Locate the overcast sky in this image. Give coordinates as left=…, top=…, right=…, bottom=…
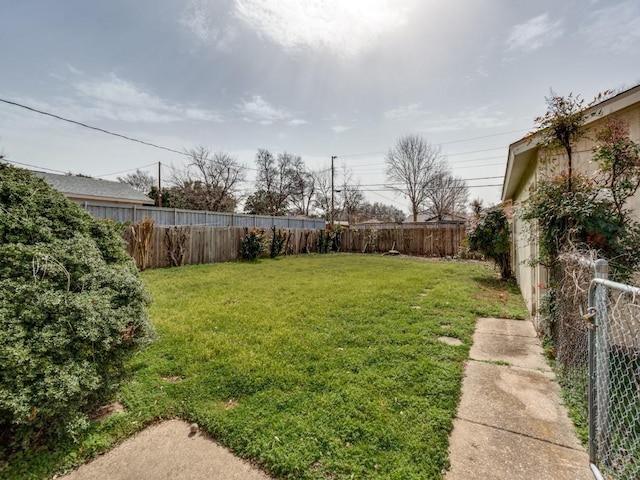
left=1, top=0, right=639, bottom=212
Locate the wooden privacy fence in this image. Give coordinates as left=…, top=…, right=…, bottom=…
left=340, top=225, right=465, bottom=257
left=122, top=224, right=466, bottom=269
left=123, top=225, right=322, bottom=269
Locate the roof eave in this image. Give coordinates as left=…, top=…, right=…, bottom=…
left=502, top=136, right=540, bottom=202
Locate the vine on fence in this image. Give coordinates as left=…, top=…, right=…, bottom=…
left=365, top=228, right=379, bottom=253
left=164, top=226, right=189, bottom=267
left=127, top=217, right=155, bottom=270
left=317, top=229, right=331, bottom=253
left=270, top=226, right=288, bottom=258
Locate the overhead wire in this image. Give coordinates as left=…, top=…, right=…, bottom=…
left=2, top=158, right=69, bottom=175
left=94, top=162, right=159, bottom=178
left=0, top=98, right=190, bottom=157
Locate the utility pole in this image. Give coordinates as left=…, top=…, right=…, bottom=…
left=157, top=161, right=162, bottom=208
left=330, top=155, right=337, bottom=229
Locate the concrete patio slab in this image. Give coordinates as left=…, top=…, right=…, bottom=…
left=59, top=420, right=272, bottom=480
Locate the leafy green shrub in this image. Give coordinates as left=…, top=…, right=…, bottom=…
left=240, top=227, right=266, bottom=260
left=467, top=207, right=512, bottom=280
left=0, top=165, right=155, bottom=449
left=521, top=172, right=640, bottom=281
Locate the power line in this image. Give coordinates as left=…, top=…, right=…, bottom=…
left=336, top=138, right=513, bottom=160
left=347, top=156, right=506, bottom=173
left=454, top=162, right=505, bottom=170
left=359, top=187, right=404, bottom=206
left=94, top=162, right=159, bottom=178
left=356, top=184, right=502, bottom=192
left=0, top=98, right=190, bottom=157
left=2, top=159, right=68, bottom=175
left=439, top=128, right=530, bottom=145
left=448, top=146, right=505, bottom=157
left=356, top=176, right=503, bottom=188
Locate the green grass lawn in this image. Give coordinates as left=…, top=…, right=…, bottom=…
left=3, top=254, right=527, bottom=480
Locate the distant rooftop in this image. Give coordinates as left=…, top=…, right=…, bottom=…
left=34, top=171, right=153, bottom=205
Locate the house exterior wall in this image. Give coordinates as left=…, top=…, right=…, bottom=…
left=506, top=92, right=640, bottom=315
left=509, top=150, right=547, bottom=315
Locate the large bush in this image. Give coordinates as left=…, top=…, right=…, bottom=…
left=467, top=207, right=512, bottom=280
left=0, top=165, right=155, bottom=447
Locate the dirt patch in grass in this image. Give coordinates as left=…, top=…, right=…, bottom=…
left=89, top=403, right=126, bottom=423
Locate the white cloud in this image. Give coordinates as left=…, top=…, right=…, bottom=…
left=237, top=94, right=294, bottom=124
left=420, top=106, right=511, bottom=133
left=233, top=0, right=414, bottom=57
left=331, top=125, right=353, bottom=134
left=71, top=74, right=222, bottom=123
left=505, top=13, right=563, bottom=53
left=288, top=118, right=308, bottom=126
left=580, top=1, right=640, bottom=53
left=181, top=0, right=237, bottom=53
left=65, top=64, right=84, bottom=75
left=384, top=103, right=429, bottom=121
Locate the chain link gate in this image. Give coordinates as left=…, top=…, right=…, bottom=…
left=587, top=259, right=640, bottom=479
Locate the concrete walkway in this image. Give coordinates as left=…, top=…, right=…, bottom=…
left=446, top=317, right=593, bottom=480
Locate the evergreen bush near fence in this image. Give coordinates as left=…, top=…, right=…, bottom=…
left=0, top=165, right=155, bottom=450
left=240, top=227, right=266, bottom=260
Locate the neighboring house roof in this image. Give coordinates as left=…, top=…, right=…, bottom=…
left=34, top=171, right=153, bottom=205
left=502, top=84, right=640, bottom=202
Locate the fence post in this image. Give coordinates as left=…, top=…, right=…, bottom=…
left=593, top=259, right=610, bottom=469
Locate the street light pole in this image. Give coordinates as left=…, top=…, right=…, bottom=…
left=330, top=155, right=337, bottom=229
left=157, top=161, right=162, bottom=208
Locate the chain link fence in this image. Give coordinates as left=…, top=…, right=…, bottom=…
left=548, top=252, right=640, bottom=479
left=588, top=261, right=640, bottom=480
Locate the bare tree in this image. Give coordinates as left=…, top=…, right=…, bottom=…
left=311, top=167, right=332, bottom=220
left=251, top=149, right=302, bottom=215
left=359, top=202, right=405, bottom=223
left=118, top=169, right=155, bottom=193
left=170, top=145, right=246, bottom=212
left=290, top=168, right=316, bottom=217
left=385, top=134, right=445, bottom=221
left=423, top=170, right=469, bottom=221
left=337, top=165, right=364, bottom=225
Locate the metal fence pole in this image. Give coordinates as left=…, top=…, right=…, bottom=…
left=587, top=284, right=597, bottom=466
left=588, top=259, right=607, bottom=466
left=594, top=259, right=611, bottom=469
